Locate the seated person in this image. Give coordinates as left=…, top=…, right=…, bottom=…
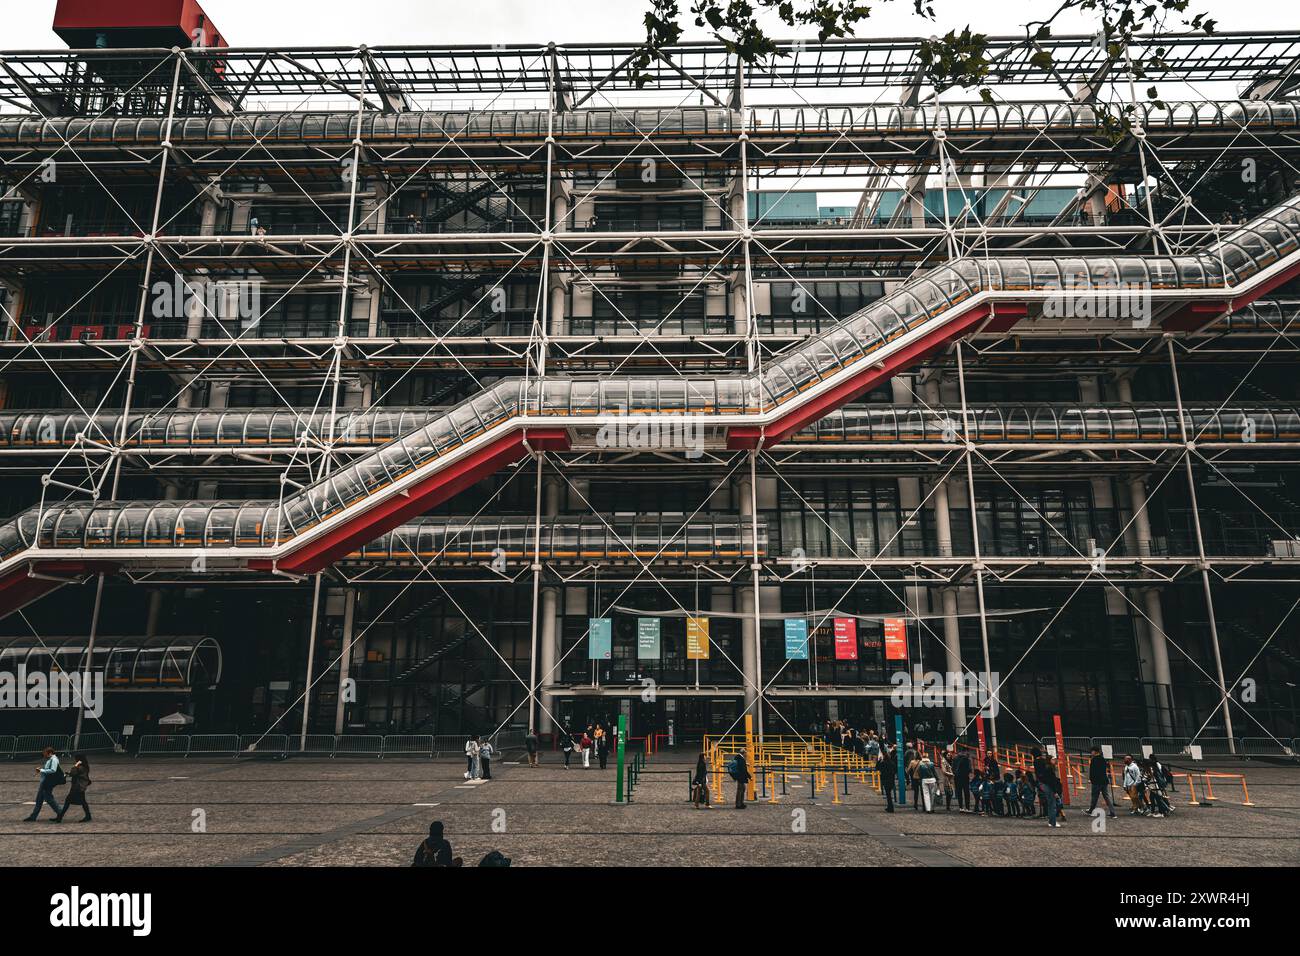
left=413, top=821, right=463, bottom=867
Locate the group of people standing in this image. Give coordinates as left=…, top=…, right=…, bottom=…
left=556, top=722, right=613, bottom=769
left=462, top=736, right=495, bottom=780
left=849, top=732, right=1175, bottom=829
left=22, top=748, right=92, bottom=823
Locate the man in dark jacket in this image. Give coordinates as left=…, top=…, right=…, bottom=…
left=953, top=749, right=972, bottom=811
left=1086, top=745, right=1117, bottom=817
left=733, top=753, right=751, bottom=809
left=879, top=743, right=898, bottom=812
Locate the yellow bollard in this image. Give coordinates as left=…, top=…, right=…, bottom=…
left=768, top=771, right=778, bottom=804
left=831, top=772, right=841, bottom=804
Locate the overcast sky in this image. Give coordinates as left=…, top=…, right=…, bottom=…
left=3, top=0, right=1277, bottom=50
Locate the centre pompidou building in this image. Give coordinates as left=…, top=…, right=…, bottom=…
left=2, top=1, right=1299, bottom=756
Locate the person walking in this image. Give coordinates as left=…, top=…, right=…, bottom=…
left=1142, top=759, right=1171, bottom=817
left=879, top=742, right=898, bottom=813
left=731, top=752, right=751, bottom=809
left=1032, top=747, right=1060, bottom=827
left=691, top=753, right=711, bottom=808
left=580, top=730, right=593, bottom=768
left=524, top=728, right=539, bottom=768
left=478, top=738, right=494, bottom=780
left=464, top=736, right=480, bottom=779
left=1121, top=754, right=1145, bottom=815
left=953, top=748, right=972, bottom=811
left=23, top=747, right=64, bottom=822
left=55, top=754, right=92, bottom=823
left=1086, top=745, right=1117, bottom=818
left=596, top=728, right=609, bottom=770
left=560, top=730, right=574, bottom=768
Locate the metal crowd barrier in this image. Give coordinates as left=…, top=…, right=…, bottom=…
left=0, top=735, right=13, bottom=759
left=291, top=734, right=337, bottom=756
left=73, top=732, right=123, bottom=753
left=239, top=734, right=289, bottom=757
left=138, top=735, right=191, bottom=756
left=381, top=734, right=434, bottom=757
left=14, top=733, right=71, bottom=756
left=188, top=734, right=241, bottom=756
left=1040, top=735, right=1296, bottom=759
left=333, top=734, right=384, bottom=757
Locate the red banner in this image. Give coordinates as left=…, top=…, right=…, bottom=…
left=833, top=618, right=858, bottom=660
left=1053, top=714, right=1070, bottom=806
left=975, top=715, right=987, bottom=768
left=883, top=618, right=907, bottom=661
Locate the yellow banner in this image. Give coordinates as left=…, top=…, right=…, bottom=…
left=686, top=616, right=710, bottom=659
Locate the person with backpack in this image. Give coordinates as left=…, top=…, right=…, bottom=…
left=478, top=738, right=494, bottom=780
left=55, top=754, right=92, bottom=823
left=917, top=754, right=939, bottom=812
left=23, top=747, right=64, bottom=822
left=1142, top=759, right=1171, bottom=817
left=1086, top=745, right=1117, bottom=818
left=413, top=821, right=463, bottom=867
left=730, top=752, right=751, bottom=809
left=524, top=728, right=539, bottom=768
left=560, top=729, right=575, bottom=769
left=879, top=742, right=898, bottom=812
left=691, top=752, right=711, bottom=808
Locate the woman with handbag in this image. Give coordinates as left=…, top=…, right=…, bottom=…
left=691, top=753, right=711, bottom=808
left=55, top=754, right=92, bottom=823
left=580, top=730, right=593, bottom=768
left=23, top=747, right=64, bottom=822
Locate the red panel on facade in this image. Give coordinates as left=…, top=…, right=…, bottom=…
left=249, top=428, right=572, bottom=576
left=54, top=0, right=227, bottom=48
left=0, top=561, right=117, bottom=620
left=727, top=302, right=999, bottom=450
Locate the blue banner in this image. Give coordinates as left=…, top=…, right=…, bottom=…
left=783, top=618, right=809, bottom=660
left=589, top=617, right=612, bottom=660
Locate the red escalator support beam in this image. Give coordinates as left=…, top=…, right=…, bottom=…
left=250, top=427, right=570, bottom=576
left=727, top=302, right=1012, bottom=450
left=1162, top=260, right=1300, bottom=332
left=0, top=560, right=119, bottom=619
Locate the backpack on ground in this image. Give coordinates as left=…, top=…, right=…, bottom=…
left=479, top=850, right=511, bottom=867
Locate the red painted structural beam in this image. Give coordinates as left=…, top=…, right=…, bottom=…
left=727, top=302, right=1000, bottom=450
left=1162, top=260, right=1300, bottom=332
left=0, top=561, right=119, bottom=620
left=250, top=427, right=570, bottom=576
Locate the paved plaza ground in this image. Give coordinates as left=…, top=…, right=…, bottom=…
left=2, top=749, right=1297, bottom=867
